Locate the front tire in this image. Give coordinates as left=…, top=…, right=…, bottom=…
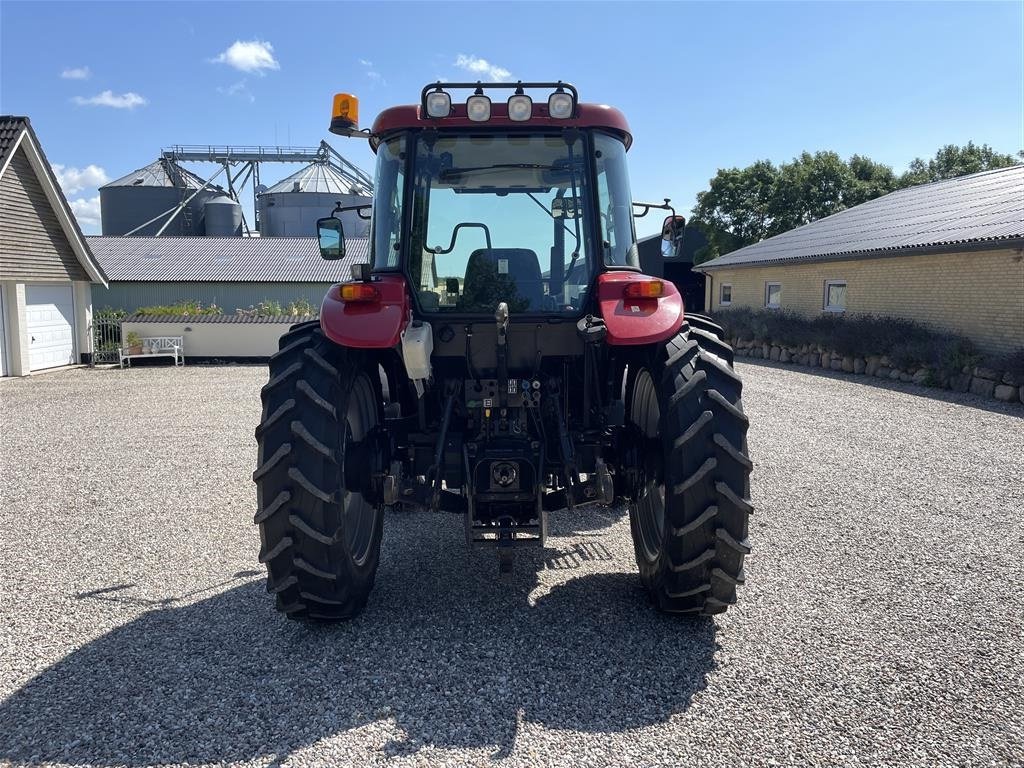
left=253, top=322, right=384, bottom=621
left=626, top=318, right=753, bottom=615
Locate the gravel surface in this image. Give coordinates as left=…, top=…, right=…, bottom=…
left=0, top=361, right=1021, bottom=768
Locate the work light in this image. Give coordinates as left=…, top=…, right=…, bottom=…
left=425, top=89, right=452, bottom=118
left=507, top=94, right=533, bottom=121
left=466, top=94, right=492, bottom=122
left=548, top=89, right=574, bottom=119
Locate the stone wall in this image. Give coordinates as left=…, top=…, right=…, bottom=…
left=732, top=338, right=1023, bottom=405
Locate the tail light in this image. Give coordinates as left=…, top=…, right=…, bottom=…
left=623, top=280, right=664, bottom=299
left=340, top=283, right=381, bottom=302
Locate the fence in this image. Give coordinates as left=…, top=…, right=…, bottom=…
left=92, top=316, right=123, bottom=364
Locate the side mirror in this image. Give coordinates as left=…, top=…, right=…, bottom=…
left=317, top=217, right=345, bottom=260
left=661, top=215, right=686, bottom=259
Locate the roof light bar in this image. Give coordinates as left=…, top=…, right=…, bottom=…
left=466, top=92, right=492, bottom=122
left=425, top=88, right=452, bottom=118
left=419, top=81, right=579, bottom=121
left=547, top=89, right=574, bottom=119
left=507, top=94, right=533, bottom=121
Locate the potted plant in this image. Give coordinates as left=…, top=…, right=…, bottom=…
left=124, top=331, right=143, bottom=356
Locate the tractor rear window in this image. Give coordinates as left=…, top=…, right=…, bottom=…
left=408, top=134, right=596, bottom=315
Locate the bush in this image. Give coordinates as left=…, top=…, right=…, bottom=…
left=989, top=348, right=1024, bottom=378
left=134, top=301, right=222, bottom=316
left=712, top=308, right=985, bottom=376
left=95, top=306, right=127, bottom=320
left=235, top=298, right=318, bottom=318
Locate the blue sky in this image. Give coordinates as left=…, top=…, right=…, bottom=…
left=2, top=1, right=1021, bottom=237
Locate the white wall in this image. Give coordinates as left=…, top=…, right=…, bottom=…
left=121, top=319, right=300, bottom=358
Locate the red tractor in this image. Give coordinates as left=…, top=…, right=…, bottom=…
left=253, top=82, right=752, bottom=620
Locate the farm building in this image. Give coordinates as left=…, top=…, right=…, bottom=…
left=1, top=116, right=108, bottom=376
left=88, top=235, right=369, bottom=314
left=637, top=228, right=708, bottom=313
left=697, top=165, right=1024, bottom=354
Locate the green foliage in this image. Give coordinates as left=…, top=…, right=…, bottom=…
left=898, top=142, right=1021, bottom=187
left=235, top=298, right=318, bottom=317
left=134, top=301, right=222, bottom=316
left=690, top=142, right=1020, bottom=262
left=712, top=308, right=986, bottom=376
left=124, top=331, right=142, bottom=347
left=95, top=306, right=128, bottom=320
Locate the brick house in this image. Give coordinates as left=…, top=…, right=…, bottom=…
left=696, top=166, right=1023, bottom=354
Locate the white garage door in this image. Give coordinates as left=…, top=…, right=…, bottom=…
left=26, top=284, right=75, bottom=371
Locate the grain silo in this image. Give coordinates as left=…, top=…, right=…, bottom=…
left=203, top=195, right=243, bottom=236
left=257, top=163, right=372, bottom=238
left=99, top=159, right=223, bottom=236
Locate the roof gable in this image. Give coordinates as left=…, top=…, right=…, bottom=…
left=0, top=116, right=108, bottom=285
left=699, top=164, right=1024, bottom=270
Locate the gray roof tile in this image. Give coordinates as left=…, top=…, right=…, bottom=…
left=124, top=313, right=313, bottom=323
left=699, top=165, right=1024, bottom=269
left=87, top=236, right=370, bottom=282
left=0, top=116, right=28, bottom=166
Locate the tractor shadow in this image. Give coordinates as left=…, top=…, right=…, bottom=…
left=0, top=514, right=717, bottom=765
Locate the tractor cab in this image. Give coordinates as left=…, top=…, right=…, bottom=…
left=318, top=83, right=643, bottom=322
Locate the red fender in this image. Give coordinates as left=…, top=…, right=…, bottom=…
left=320, top=274, right=410, bottom=348
left=596, top=272, right=685, bottom=346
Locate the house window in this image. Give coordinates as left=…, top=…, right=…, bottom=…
left=824, top=280, right=847, bottom=312
left=720, top=284, right=732, bottom=306
left=765, top=282, right=782, bottom=309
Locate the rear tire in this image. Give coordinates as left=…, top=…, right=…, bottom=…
left=253, top=321, right=384, bottom=621
left=626, top=318, right=752, bottom=615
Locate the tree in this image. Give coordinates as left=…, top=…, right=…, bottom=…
left=691, top=160, right=779, bottom=261
left=690, top=153, right=897, bottom=260
left=688, top=141, right=1020, bottom=262
left=899, top=142, right=1021, bottom=187
left=772, top=151, right=859, bottom=233
left=847, top=154, right=898, bottom=207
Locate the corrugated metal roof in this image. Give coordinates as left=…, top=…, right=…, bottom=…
left=102, top=158, right=216, bottom=190
left=699, top=165, right=1024, bottom=270
left=262, top=163, right=362, bottom=194
left=124, top=313, right=313, bottom=323
left=88, top=236, right=370, bottom=282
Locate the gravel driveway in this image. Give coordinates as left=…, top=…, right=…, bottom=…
left=0, top=361, right=1021, bottom=767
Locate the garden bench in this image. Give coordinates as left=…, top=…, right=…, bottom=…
left=119, top=336, right=185, bottom=368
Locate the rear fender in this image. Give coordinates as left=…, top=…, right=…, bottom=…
left=320, top=274, right=411, bottom=349
left=596, top=272, right=685, bottom=346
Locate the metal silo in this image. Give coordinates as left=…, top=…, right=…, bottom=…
left=99, top=159, right=223, bottom=236
left=257, top=163, right=372, bottom=238
left=203, top=195, right=243, bottom=236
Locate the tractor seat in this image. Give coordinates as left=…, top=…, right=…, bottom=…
left=461, top=248, right=544, bottom=311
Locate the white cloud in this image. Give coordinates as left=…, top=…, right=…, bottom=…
left=211, top=40, right=280, bottom=74
left=51, top=163, right=109, bottom=195
left=454, top=54, right=511, bottom=81
left=69, top=196, right=102, bottom=232
left=217, top=80, right=255, bottom=103
left=72, top=90, right=147, bottom=109
left=61, top=66, right=91, bottom=80
left=358, top=58, right=385, bottom=86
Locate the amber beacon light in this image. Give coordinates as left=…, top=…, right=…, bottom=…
left=330, top=93, right=360, bottom=136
